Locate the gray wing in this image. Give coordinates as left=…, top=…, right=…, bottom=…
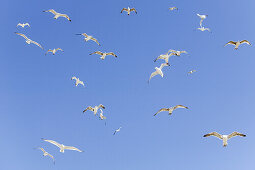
left=42, top=139, right=62, bottom=148
left=203, top=132, right=223, bottom=139
left=240, top=40, right=251, bottom=45
left=154, top=108, right=169, bottom=116
left=224, top=41, right=236, bottom=47
left=64, top=146, right=83, bottom=152
left=228, top=132, right=246, bottom=139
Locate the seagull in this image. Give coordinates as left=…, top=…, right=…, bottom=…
left=197, top=14, right=208, bottom=26
left=121, top=7, right=137, bottom=15
left=169, top=50, right=188, bottom=56
left=90, top=51, right=117, bottom=60
left=43, top=9, right=71, bottom=21
left=113, top=127, right=122, bottom=135
left=154, top=50, right=174, bottom=64
left=224, top=40, right=251, bottom=50
left=38, top=148, right=55, bottom=164
left=99, top=109, right=106, bottom=120
left=46, top=48, right=63, bottom=55
left=148, top=63, right=170, bottom=83
left=169, top=7, right=178, bottom=11
left=42, top=139, right=83, bottom=152
left=17, top=23, right=30, bottom=28
left=76, top=33, right=100, bottom=46
left=71, top=76, right=84, bottom=87
left=83, top=104, right=105, bottom=115
left=203, top=132, right=246, bottom=147
left=154, top=105, right=188, bottom=116
left=197, top=26, right=211, bottom=32
left=188, top=70, right=196, bottom=74
left=15, top=32, right=43, bottom=49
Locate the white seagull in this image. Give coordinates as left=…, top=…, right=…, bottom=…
left=188, top=70, right=196, bottom=74
left=154, top=105, right=188, bottom=116
left=43, top=9, right=71, bottom=21
left=154, top=50, right=174, bottom=64
left=42, top=139, right=83, bottom=152
left=121, top=7, right=137, bottom=15
left=46, top=48, right=63, bottom=55
left=38, top=148, right=55, bottom=164
left=169, top=49, right=188, bottom=56
left=17, top=23, right=30, bottom=28
left=203, top=132, right=246, bottom=147
left=169, top=7, right=178, bottom=11
left=224, top=40, right=251, bottom=50
left=90, top=51, right=117, bottom=60
left=71, top=76, right=84, bottom=87
left=149, top=63, right=170, bottom=83
left=83, top=104, right=105, bottom=115
left=99, top=109, right=106, bottom=120
left=113, top=127, right=122, bottom=135
left=15, top=32, right=43, bottom=49
left=197, top=26, right=211, bottom=32
left=197, top=13, right=208, bottom=26
left=76, top=33, right=100, bottom=46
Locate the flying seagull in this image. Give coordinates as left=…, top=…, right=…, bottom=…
left=43, top=9, right=71, bottom=21
left=197, top=26, right=211, bottom=32
left=76, top=33, right=100, bottom=46
left=113, top=127, right=122, bottom=135
left=71, top=76, right=84, bottom=87
left=224, top=40, right=251, bottom=50
left=15, top=32, right=43, bottom=49
left=90, top=51, right=117, bottom=60
left=121, top=7, right=137, bottom=15
left=46, top=48, right=63, bottom=55
left=203, top=132, right=246, bottom=147
left=188, top=70, right=196, bottom=74
left=17, top=23, right=30, bottom=28
left=42, top=139, right=83, bottom=152
left=154, top=50, right=174, bottom=64
left=154, top=105, right=188, bottom=116
left=197, top=13, right=208, bottom=26
left=169, top=50, right=188, bottom=56
left=99, top=109, right=106, bottom=120
left=148, top=63, right=170, bottom=83
left=38, top=148, right=55, bottom=164
left=83, top=104, right=105, bottom=115
left=169, top=7, right=178, bottom=11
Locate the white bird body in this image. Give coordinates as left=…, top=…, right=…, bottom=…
left=197, top=13, right=208, bottom=26
left=71, top=76, right=84, bottom=87
left=17, top=23, right=30, bottom=28
left=188, top=70, right=196, bottom=74
left=42, top=139, right=83, bottom=153
left=76, top=33, right=100, bottom=46
left=121, top=7, right=137, bottom=15
left=83, top=104, right=105, bottom=115
left=15, top=32, right=43, bottom=49
left=38, top=148, right=55, bottom=164
left=113, top=127, right=122, bottom=135
left=46, top=48, right=63, bottom=55
left=43, top=9, right=71, bottom=21
left=154, top=105, right=188, bottom=116
left=149, top=63, right=169, bottom=82
left=224, top=40, right=251, bottom=49
left=90, top=51, right=117, bottom=60
left=169, top=7, right=178, bottom=11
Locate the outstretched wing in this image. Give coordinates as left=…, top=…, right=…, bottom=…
left=154, top=108, right=169, bottom=116
left=148, top=71, right=158, bottom=82
left=98, top=104, right=105, bottom=109
left=64, top=146, right=83, bottom=152
left=130, top=8, right=137, bottom=13
left=90, top=51, right=103, bottom=55
left=42, top=139, right=62, bottom=148
left=224, top=41, right=236, bottom=47
left=71, top=76, right=78, bottom=81
left=159, top=63, right=169, bottom=70
left=228, top=132, right=246, bottom=139
left=60, top=14, right=71, bottom=21
left=31, top=40, right=43, bottom=49
left=180, top=51, right=188, bottom=54
left=39, top=147, right=46, bottom=153
left=106, top=52, right=117, bottom=58
left=91, top=37, right=100, bottom=46
left=15, top=32, right=29, bottom=40
left=203, top=132, right=223, bottom=139
left=44, top=9, right=58, bottom=15
left=240, top=40, right=251, bottom=45
left=173, top=105, right=188, bottom=110
left=83, top=106, right=93, bottom=113
left=121, top=8, right=128, bottom=13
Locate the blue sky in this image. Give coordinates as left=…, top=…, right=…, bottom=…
left=1, top=0, right=255, bottom=169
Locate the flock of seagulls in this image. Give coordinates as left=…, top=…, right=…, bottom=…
left=14, top=4, right=251, bottom=165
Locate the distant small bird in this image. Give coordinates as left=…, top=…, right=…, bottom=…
left=188, top=70, right=196, bottom=74
left=17, top=23, right=30, bottom=28
left=154, top=105, right=188, bottom=116
left=121, top=7, right=137, bottom=15
left=46, top=48, right=63, bottom=55
left=83, top=104, right=105, bottom=115
left=154, top=50, right=174, bottom=64
left=113, top=127, right=122, bottom=135
left=197, top=26, right=211, bottom=32
left=38, top=148, right=55, bottom=164
left=43, top=9, right=71, bottom=21
left=90, top=51, right=117, bottom=60
left=99, top=109, right=106, bottom=120
left=71, top=76, right=84, bottom=87
left=224, top=40, right=251, bottom=50
left=149, top=63, right=170, bottom=83
left=169, top=7, right=178, bottom=11
left=76, top=33, right=100, bottom=46
left=15, top=32, right=43, bottom=49
left=203, top=132, right=246, bottom=147
left=42, top=139, right=83, bottom=152
left=169, top=50, right=188, bottom=56
left=197, top=13, right=208, bottom=26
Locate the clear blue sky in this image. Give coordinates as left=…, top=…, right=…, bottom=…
left=1, top=0, right=255, bottom=169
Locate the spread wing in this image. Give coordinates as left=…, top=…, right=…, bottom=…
left=90, top=51, right=103, bottom=55
left=39, top=148, right=46, bottom=153
left=56, top=48, right=63, bottom=51
left=169, top=7, right=178, bottom=10
left=91, top=37, right=100, bottom=46
left=24, top=23, right=30, bottom=27
left=31, top=40, right=43, bottom=49
left=15, top=32, right=29, bottom=40
left=148, top=71, right=158, bottom=82
left=47, top=153, right=55, bottom=164
left=180, top=51, right=187, bottom=54
left=17, top=23, right=23, bottom=27
left=228, top=132, right=246, bottom=139
left=64, top=146, right=83, bottom=152
left=106, top=52, right=117, bottom=58
left=159, top=63, right=169, bottom=70
left=44, top=9, right=58, bottom=15
left=42, top=139, right=62, bottom=148
left=71, top=76, right=78, bottom=81
left=98, top=104, right=105, bottom=109
left=169, top=49, right=177, bottom=53
left=83, top=106, right=93, bottom=113
left=224, top=41, right=236, bottom=47
left=60, top=14, right=71, bottom=21
left=203, top=132, right=223, bottom=139
left=130, top=8, right=137, bottom=13
left=173, top=105, right=188, bottom=110
left=154, top=108, right=169, bottom=116
left=76, top=33, right=88, bottom=37
left=121, top=8, right=128, bottom=13
left=240, top=40, right=251, bottom=45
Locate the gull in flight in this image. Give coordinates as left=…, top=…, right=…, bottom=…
left=113, top=127, right=122, bottom=135
left=188, top=70, right=196, bottom=74
left=197, top=26, right=211, bottom=32
left=83, top=104, right=105, bottom=115
left=121, top=7, right=137, bottom=15
left=71, top=76, right=84, bottom=87
left=169, top=7, right=178, bottom=11
left=43, top=9, right=71, bottom=21
left=154, top=50, right=174, bottom=64
left=99, top=109, right=106, bottom=120
left=17, top=23, right=30, bottom=28
left=169, top=50, right=188, bottom=56
left=46, top=48, right=63, bottom=55
left=42, top=139, right=83, bottom=152
left=197, top=14, right=208, bottom=26
left=76, top=33, right=100, bottom=46
left=15, top=32, right=43, bottom=49
left=90, top=51, right=117, bottom=60
left=38, top=148, right=55, bottom=164
left=148, top=63, right=170, bottom=83
left=203, top=132, right=246, bottom=147
left=224, top=40, right=251, bottom=50
left=154, top=105, right=188, bottom=116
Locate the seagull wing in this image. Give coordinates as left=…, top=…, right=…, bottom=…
left=44, top=9, right=58, bottom=15
left=60, top=14, right=71, bottom=21
left=130, top=8, right=137, bottom=13
left=106, top=52, right=117, bottom=58
left=71, top=76, right=78, bottom=81
left=227, top=132, right=246, bottom=139
left=83, top=106, right=93, bottom=113
left=240, top=40, right=251, bottom=45
left=39, top=148, right=46, bottom=153
left=15, top=32, right=29, bottom=41
left=203, top=132, right=223, bottom=139
left=159, top=63, right=169, bottom=70
left=173, top=105, right=188, bottom=110
left=64, top=146, right=83, bottom=152
left=17, top=23, right=22, bottom=27
left=154, top=108, right=169, bottom=116
left=91, top=37, right=100, bottom=46
left=25, top=23, right=30, bottom=27
left=43, top=139, right=62, bottom=148
left=31, top=40, right=43, bottom=49
left=56, top=48, right=63, bottom=51
left=90, top=51, right=103, bottom=55
left=149, top=71, right=158, bottom=82
left=98, top=104, right=105, bottom=109
left=47, top=153, right=55, bottom=164
left=121, top=8, right=128, bottom=13
left=180, top=51, right=188, bottom=54
left=224, top=41, right=236, bottom=47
